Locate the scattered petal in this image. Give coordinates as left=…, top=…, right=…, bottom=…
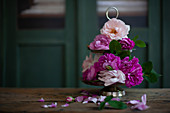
left=127, top=100, right=140, bottom=104
left=129, top=94, right=149, bottom=111
left=82, top=99, right=89, bottom=104
left=98, top=96, right=106, bottom=102
left=39, top=98, right=45, bottom=102
left=111, top=98, right=120, bottom=101
left=61, top=103, right=69, bottom=107
left=49, top=102, right=57, bottom=108
left=41, top=105, right=48, bottom=108
left=75, top=96, right=84, bottom=102
left=105, top=102, right=109, bottom=106
left=88, top=97, right=98, bottom=103
left=131, top=103, right=149, bottom=111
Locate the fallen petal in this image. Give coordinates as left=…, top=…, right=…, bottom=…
left=141, top=94, right=146, bottom=105
left=111, top=98, right=120, bottom=101
left=105, top=102, right=109, bottom=106
left=82, top=99, right=89, bottom=104
left=75, top=96, right=84, bottom=102
left=127, top=100, right=140, bottom=104
left=98, top=96, right=106, bottom=102
left=41, top=105, right=48, bottom=108
left=49, top=102, right=57, bottom=108
left=61, top=103, right=69, bottom=107
left=39, top=98, right=45, bottom=102
left=131, top=103, right=149, bottom=111
left=88, top=97, right=98, bottom=103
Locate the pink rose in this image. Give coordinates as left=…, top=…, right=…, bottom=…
left=82, top=53, right=101, bottom=72
left=89, top=34, right=111, bottom=50
left=100, top=18, right=130, bottom=40
left=98, top=70, right=125, bottom=86
left=82, top=54, right=101, bottom=81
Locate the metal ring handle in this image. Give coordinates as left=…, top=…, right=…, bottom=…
left=106, top=7, right=119, bottom=20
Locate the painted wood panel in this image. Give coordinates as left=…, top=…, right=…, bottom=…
left=18, top=45, right=65, bottom=87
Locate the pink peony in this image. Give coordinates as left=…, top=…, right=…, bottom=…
left=82, top=53, right=101, bottom=72
left=119, top=57, right=143, bottom=87
left=89, top=34, right=111, bottom=50
left=82, top=54, right=101, bottom=81
left=119, top=38, right=135, bottom=50
left=98, top=70, right=125, bottom=86
left=100, top=18, right=130, bottom=40
left=94, top=53, right=121, bottom=72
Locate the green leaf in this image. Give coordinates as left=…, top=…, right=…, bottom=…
left=106, top=66, right=113, bottom=70
left=142, top=61, right=153, bottom=74
left=109, top=40, right=122, bottom=54
left=143, top=69, right=160, bottom=83
left=99, top=102, right=106, bottom=110
left=135, top=40, right=146, bottom=48
left=129, top=55, right=133, bottom=61
left=118, top=50, right=130, bottom=59
left=132, top=36, right=139, bottom=42
left=104, top=95, right=113, bottom=102
left=108, top=101, right=127, bottom=109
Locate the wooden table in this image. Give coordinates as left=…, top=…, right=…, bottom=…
left=0, top=88, right=170, bottom=113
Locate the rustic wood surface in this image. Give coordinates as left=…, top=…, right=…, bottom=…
left=0, top=88, right=170, bottom=113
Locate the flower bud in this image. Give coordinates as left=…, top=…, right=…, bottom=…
left=66, top=96, right=74, bottom=102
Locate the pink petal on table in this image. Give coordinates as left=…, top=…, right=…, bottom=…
left=39, top=98, right=45, bottom=102
left=105, top=102, right=109, bottom=106
left=127, top=100, right=140, bottom=104
left=111, top=98, right=120, bottom=101
left=61, top=103, right=69, bottom=107
left=129, top=94, right=149, bottom=111
left=98, top=96, right=106, bottom=102
left=97, top=102, right=101, bottom=105
left=88, top=97, right=98, bottom=103
left=75, top=96, right=84, bottom=102
left=49, top=102, right=57, bottom=108
left=131, top=103, right=149, bottom=111
left=141, top=94, right=146, bottom=105
left=41, top=105, right=48, bottom=108
left=82, top=99, right=89, bottom=104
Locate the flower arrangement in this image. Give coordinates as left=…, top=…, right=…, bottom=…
left=82, top=10, right=159, bottom=89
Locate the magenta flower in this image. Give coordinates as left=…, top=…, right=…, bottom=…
left=119, top=57, right=143, bottom=87
left=94, top=53, right=121, bottom=72
left=82, top=54, right=101, bottom=81
left=89, top=34, right=111, bottom=50
left=66, top=96, right=74, bottom=103
left=119, top=38, right=135, bottom=50
left=82, top=65, right=97, bottom=81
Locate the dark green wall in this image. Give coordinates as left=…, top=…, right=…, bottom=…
left=1, top=0, right=170, bottom=88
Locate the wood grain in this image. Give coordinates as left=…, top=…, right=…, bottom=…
left=0, top=88, right=170, bottom=113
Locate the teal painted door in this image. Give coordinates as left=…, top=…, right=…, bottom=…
left=2, top=0, right=169, bottom=88
left=2, top=0, right=77, bottom=87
